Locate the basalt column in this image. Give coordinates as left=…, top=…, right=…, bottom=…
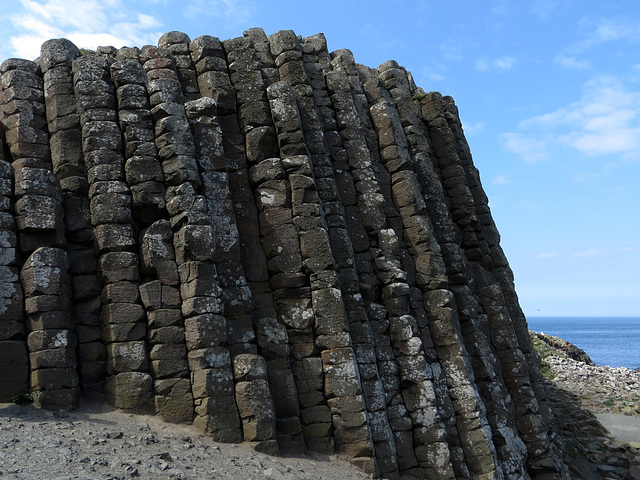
left=72, top=53, right=152, bottom=412
left=0, top=116, right=28, bottom=401
left=40, top=39, right=106, bottom=400
left=0, top=30, right=569, bottom=480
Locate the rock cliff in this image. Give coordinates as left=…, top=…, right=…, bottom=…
left=0, top=29, right=566, bottom=479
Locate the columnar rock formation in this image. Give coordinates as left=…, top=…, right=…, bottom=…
left=0, top=30, right=566, bottom=479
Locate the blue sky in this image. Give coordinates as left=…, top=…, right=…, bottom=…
left=1, top=0, right=638, bottom=317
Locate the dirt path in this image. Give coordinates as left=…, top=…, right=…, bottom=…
left=596, top=413, right=640, bottom=444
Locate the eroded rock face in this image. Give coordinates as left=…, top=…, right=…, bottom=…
left=0, top=30, right=566, bottom=479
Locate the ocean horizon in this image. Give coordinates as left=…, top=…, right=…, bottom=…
left=526, top=316, right=640, bottom=370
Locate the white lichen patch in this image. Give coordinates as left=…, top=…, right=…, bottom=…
left=53, top=331, right=69, bottom=348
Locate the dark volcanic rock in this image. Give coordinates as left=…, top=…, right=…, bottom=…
left=530, top=330, right=595, bottom=365
left=0, top=30, right=569, bottom=479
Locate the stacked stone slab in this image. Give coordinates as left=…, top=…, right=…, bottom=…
left=140, top=44, right=244, bottom=441
left=325, top=53, right=412, bottom=477
left=267, top=32, right=376, bottom=471
left=0, top=130, right=28, bottom=401
left=72, top=54, right=152, bottom=412
left=189, top=33, right=294, bottom=452
left=0, top=30, right=569, bottom=479
left=1, top=59, right=65, bottom=251
left=417, top=92, right=563, bottom=475
left=0, top=57, right=79, bottom=409
left=21, top=247, right=79, bottom=408
left=39, top=40, right=106, bottom=399
left=360, top=61, right=495, bottom=478
left=111, top=52, right=166, bottom=227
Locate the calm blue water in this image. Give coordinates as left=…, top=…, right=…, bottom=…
left=526, top=317, right=640, bottom=370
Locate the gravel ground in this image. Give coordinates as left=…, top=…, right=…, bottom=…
left=0, top=403, right=371, bottom=480
left=2, top=352, right=639, bottom=480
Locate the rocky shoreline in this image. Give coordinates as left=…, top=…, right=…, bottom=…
left=530, top=331, right=640, bottom=480
left=0, top=333, right=638, bottom=479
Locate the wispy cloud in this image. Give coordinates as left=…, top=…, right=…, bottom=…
left=9, top=0, right=164, bottom=59
left=527, top=76, right=640, bottom=157
left=572, top=171, right=601, bottom=183
left=572, top=248, right=600, bottom=257
left=475, top=56, right=515, bottom=72
left=538, top=251, right=557, bottom=259
left=554, top=53, right=591, bottom=70
left=528, top=0, right=559, bottom=20
left=439, top=38, right=465, bottom=61
left=183, top=0, right=253, bottom=23
left=461, top=120, right=484, bottom=135
left=492, top=174, right=512, bottom=184
left=500, top=132, right=548, bottom=163
left=420, top=63, right=446, bottom=83
left=502, top=75, right=640, bottom=163
left=556, top=17, right=640, bottom=69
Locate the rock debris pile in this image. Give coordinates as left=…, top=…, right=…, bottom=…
left=546, top=356, right=640, bottom=416
left=0, top=29, right=566, bottom=479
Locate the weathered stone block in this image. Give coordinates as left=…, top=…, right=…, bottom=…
left=101, top=321, right=146, bottom=343
left=147, top=308, right=183, bottom=329
left=106, top=341, right=148, bottom=373
left=235, top=379, right=276, bottom=441
left=29, top=347, right=77, bottom=369
left=27, top=329, right=76, bottom=351
left=193, top=395, right=242, bottom=442
left=150, top=343, right=189, bottom=378
left=312, top=288, right=348, bottom=335
left=174, top=225, right=215, bottom=263
left=148, top=325, right=184, bottom=344
left=100, top=302, right=145, bottom=325
left=32, top=387, right=80, bottom=410
left=101, top=281, right=140, bottom=304
left=104, top=371, right=153, bottom=413
left=0, top=341, right=29, bottom=401
left=154, top=377, right=194, bottom=423
left=187, top=346, right=231, bottom=371
left=99, top=251, right=139, bottom=284
left=184, top=314, right=226, bottom=349
left=30, top=367, right=79, bottom=390
left=25, top=294, right=72, bottom=314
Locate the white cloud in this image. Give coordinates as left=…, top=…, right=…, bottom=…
left=538, top=252, right=557, bottom=259
left=572, top=171, right=601, bottom=183
left=556, top=17, right=640, bottom=70
left=554, top=53, right=591, bottom=70
left=492, top=174, right=512, bottom=184
left=461, top=120, right=484, bottom=135
left=503, top=75, right=640, bottom=163
left=183, top=0, right=253, bottom=23
left=500, top=132, right=548, bottom=163
left=475, top=56, right=515, bottom=72
left=528, top=0, right=558, bottom=19
left=516, top=200, right=540, bottom=211
left=420, top=64, right=446, bottom=83
left=439, top=38, right=465, bottom=61
left=8, top=0, right=164, bottom=59
left=588, top=18, right=640, bottom=44
left=572, top=248, right=599, bottom=257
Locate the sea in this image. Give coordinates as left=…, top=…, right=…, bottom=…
left=526, top=317, right=640, bottom=370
